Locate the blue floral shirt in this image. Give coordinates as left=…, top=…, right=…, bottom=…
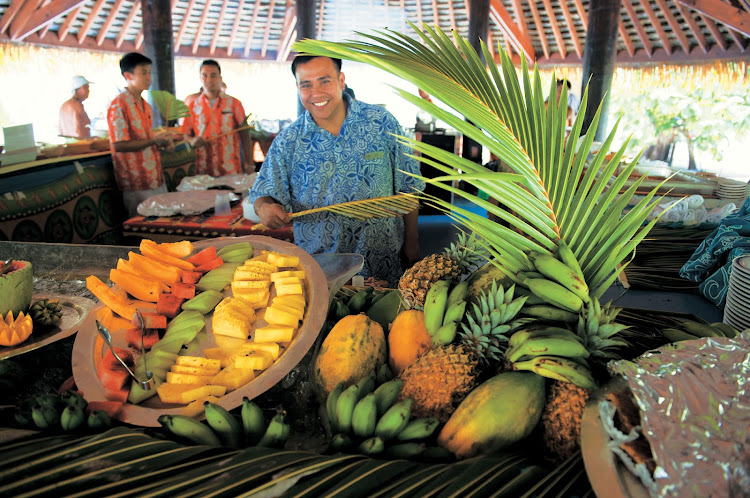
left=250, top=96, right=424, bottom=287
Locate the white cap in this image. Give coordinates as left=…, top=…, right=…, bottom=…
left=71, top=75, right=93, bottom=91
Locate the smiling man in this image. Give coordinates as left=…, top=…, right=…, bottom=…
left=180, top=60, right=254, bottom=176
left=250, top=55, right=424, bottom=287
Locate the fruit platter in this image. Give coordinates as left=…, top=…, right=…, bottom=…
left=71, top=235, right=328, bottom=427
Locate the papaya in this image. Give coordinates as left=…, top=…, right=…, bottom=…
left=313, top=313, right=386, bottom=397
left=387, top=310, right=431, bottom=375
left=437, top=372, right=545, bottom=459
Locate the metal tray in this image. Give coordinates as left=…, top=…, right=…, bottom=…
left=71, top=235, right=328, bottom=427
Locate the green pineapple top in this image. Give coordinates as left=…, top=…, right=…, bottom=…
left=446, top=232, right=490, bottom=274
left=576, top=298, right=629, bottom=361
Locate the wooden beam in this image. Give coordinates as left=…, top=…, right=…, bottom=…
left=447, top=0, right=456, bottom=31
left=0, top=0, right=28, bottom=36
left=39, top=0, right=54, bottom=38
left=676, top=3, right=708, bottom=53
left=136, top=31, right=143, bottom=49
left=618, top=20, right=635, bottom=57
left=653, top=0, right=691, bottom=54
left=209, top=0, right=229, bottom=54
left=9, top=0, right=44, bottom=40
left=191, top=0, right=212, bottom=54
left=622, top=0, right=653, bottom=57
left=701, top=14, right=727, bottom=51
left=677, top=0, right=750, bottom=36
left=76, top=0, right=107, bottom=43
left=12, top=0, right=85, bottom=40
left=226, top=0, right=246, bottom=55
left=115, top=0, right=139, bottom=47
left=244, top=0, right=262, bottom=57
left=726, top=27, right=747, bottom=51
left=431, top=0, right=439, bottom=26
left=510, top=0, right=529, bottom=40
left=58, top=3, right=82, bottom=41
left=573, top=0, right=587, bottom=25
left=527, top=0, right=549, bottom=59
left=416, top=0, right=423, bottom=28
left=540, top=0, right=566, bottom=59
left=489, top=0, right=534, bottom=62
left=558, top=0, right=582, bottom=58
left=174, top=0, right=198, bottom=51
left=261, top=0, right=276, bottom=58
left=97, top=0, right=125, bottom=46
left=276, top=0, right=295, bottom=61
left=316, top=0, right=324, bottom=38
left=640, top=0, right=672, bottom=54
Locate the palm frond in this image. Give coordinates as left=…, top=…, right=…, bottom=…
left=150, top=90, right=190, bottom=121
left=252, top=193, right=420, bottom=228
left=294, top=24, right=668, bottom=293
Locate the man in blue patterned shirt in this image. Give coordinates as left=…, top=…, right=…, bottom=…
left=250, top=55, right=425, bottom=287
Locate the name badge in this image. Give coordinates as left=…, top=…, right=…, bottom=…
left=365, top=151, right=384, bottom=160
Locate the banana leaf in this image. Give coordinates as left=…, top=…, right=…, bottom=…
left=294, top=24, right=669, bottom=295
left=150, top=90, right=191, bottom=122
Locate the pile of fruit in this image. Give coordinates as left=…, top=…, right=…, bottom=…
left=15, top=389, right=118, bottom=431
left=85, top=238, right=308, bottom=412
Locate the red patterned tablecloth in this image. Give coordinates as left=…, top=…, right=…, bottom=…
left=122, top=203, right=294, bottom=243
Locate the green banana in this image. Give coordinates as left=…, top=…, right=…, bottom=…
left=514, top=287, right=547, bottom=305
left=530, top=252, right=590, bottom=303
left=356, top=375, right=376, bottom=398
left=335, top=384, right=360, bottom=434
left=204, top=402, right=242, bottom=448
left=257, top=412, right=290, bottom=449
left=374, top=398, right=412, bottom=440
left=679, top=320, right=722, bottom=338
left=158, top=414, right=221, bottom=446
left=513, top=355, right=598, bottom=389
left=522, top=304, right=578, bottom=323
left=387, top=442, right=426, bottom=459
left=396, top=417, right=439, bottom=441
left=506, top=334, right=590, bottom=363
left=334, top=300, right=351, bottom=319
left=710, top=322, right=739, bottom=338
left=518, top=270, right=545, bottom=280
left=423, top=279, right=451, bottom=335
left=330, top=433, right=353, bottom=451
left=523, top=278, right=584, bottom=313
left=60, top=405, right=85, bottom=431
left=373, top=379, right=402, bottom=416
left=241, top=397, right=265, bottom=445
left=662, top=328, right=702, bottom=342
left=32, top=403, right=59, bottom=429
left=62, top=390, right=88, bottom=411
left=557, top=239, right=585, bottom=281
left=358, top=436, right=385, bottom=456
left=351, top=393, right=378, bottom=438
left=442, top=300, right=467, bottom=326
left=347, top=287, right=373, bottom=313
left=376, top=363, right=394, bottom=384
left=431, top=321, right=458, bottom=347
left=325, top=383, right=344, bottom=433
left=446, top=280, right=469, bottom=307
left=35, top=393, right=64, bottom=410
left=86, top=410, right=112, bottom=429
left=508, top=326, right=577, bottom=350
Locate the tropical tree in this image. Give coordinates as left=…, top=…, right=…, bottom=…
left=295, top=24, right=667, bottom=298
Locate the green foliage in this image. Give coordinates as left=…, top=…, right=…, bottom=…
left=150, top=90, right=191, bottom=121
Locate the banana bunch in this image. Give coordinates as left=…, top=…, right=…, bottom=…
left=158, top=398, right=291, bottom=449
left=506, top=327, right=598, bottom=389
left=424, top=279, right=469, bottom=347
left=325, top=376, right=441, bottom=459
left=517, top=240, right=590, bottom=322
left=14, top=390, right=113, bottom=431
left=326, top=287, right=404, bottom=331
left=662, top=320, right=740, bottom=342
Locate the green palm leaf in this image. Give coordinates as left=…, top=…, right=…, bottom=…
left=150, top=90, right=191, bottom=121
left=294, top=24, right=668, bottom=297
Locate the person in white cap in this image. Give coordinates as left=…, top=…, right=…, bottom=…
left=59, top=75, right=92, bottom=139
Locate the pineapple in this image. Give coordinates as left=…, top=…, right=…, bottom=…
left=540, top=299, right=630, bottom=462
left=398, top=232, right=487, bottom=309
left=398, top=281, right=528, bottom=422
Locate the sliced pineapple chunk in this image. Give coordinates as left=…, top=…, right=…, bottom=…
left=157, top=383, right=226, bottom=404
left=212, top=313, right=250, bottom=339
left=275, top=276, right=302, bottom=287
left=231, top=280, right=271, bottom=290
left=271, top=302, right=304, bottom=321
left=275, top=282, right=303, bottom=296
left=212, top=335, right=250, bottom=350
left=270, top=270, right=306, bottom=283
left=211, top=363, right=256, bottom=391
left=166, top=372, right=215, bottom=385
left=237, top=341, right=281, bottom=360
left=233, top=350, right=274, bottom=370
left=171, top=364, right=221, bottom=376
left=273, top=294, right=306, bottom=310
left=254, top=325, right=295, bottom=343
left=181, top=395, right=221, bottom=417
left=264, top=305, right=299, bottom=327
left=174, top=356, right=221, bottom=370
left=266, top=252, right=300, bottom=268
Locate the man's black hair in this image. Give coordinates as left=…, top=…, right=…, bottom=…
left=291, top=55, right=342, bottom=77
left=120, top=52, right=152, bottom=75
left=556, top=78, right=572, bottom=90
left=201, top=59, right=221, bottom=74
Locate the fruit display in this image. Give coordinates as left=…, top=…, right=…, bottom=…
left=14, top=389, right=116, bottom=431
left=0, top=260, right=33, bottom=317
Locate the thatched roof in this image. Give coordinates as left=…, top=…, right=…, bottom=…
left=0, top=0, right=747, bottom=66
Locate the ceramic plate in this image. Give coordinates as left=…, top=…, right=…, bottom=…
left=71, top=235, right=328, bottom=427
left=0, top=293, right=95, bottom=360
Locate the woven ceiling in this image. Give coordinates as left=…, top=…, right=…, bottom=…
left=0, top=0, right=747, bottom=66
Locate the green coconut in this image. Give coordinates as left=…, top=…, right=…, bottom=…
left=0, top=261, right=33, bottom=317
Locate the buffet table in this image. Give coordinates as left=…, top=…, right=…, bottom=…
left=122, top=202, right=294, bottom=243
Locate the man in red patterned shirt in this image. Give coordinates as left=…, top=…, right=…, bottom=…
left=180, top=60, right=254, bottom=177
left=107, top=53, right=177, bottom=217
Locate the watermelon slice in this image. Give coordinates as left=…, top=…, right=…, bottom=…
left=171, top=283, right=196, bottom=299
left=195, top=257, right=224, bottom=273
left=157, top=293, right=185, bottom=318
left=131, top=312, right=167, bottom=329
left=181, top=271, right=202, bottom=284
left=100, top=347, right=134, bottom=373
left=125, top=327, right=160, bottom=350
left=186, top=246, right=217, bottom=266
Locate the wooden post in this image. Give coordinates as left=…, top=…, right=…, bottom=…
left=295, top=0, right=317, bottom=116
left=142, top=0, right=175, bottom=127
left=581, top=0, right=621, bottom=140
left=463, top=0, right=490, bottom=166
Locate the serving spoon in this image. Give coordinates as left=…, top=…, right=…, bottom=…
left=95, top=311, right=154, bottom=391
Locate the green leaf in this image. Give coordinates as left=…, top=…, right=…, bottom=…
left=150, top=90, right=191, bottom=121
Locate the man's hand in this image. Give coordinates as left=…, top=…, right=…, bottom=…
left=255, top=198, right=290, bottom=229
left=153, top=130, right=175, bottom=151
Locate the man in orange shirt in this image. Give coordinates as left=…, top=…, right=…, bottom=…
left=107, top=52, right=177, bottom=217
left=59, top=75, right=92, bottom=139
left=180, top=60, right=254, bottom=177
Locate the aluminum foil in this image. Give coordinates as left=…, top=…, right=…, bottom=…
left=176, top=173, right=256, bottom=193
left=607, top=332, right=750, bottom=497
left=136, top=190, right=239, bottom=217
